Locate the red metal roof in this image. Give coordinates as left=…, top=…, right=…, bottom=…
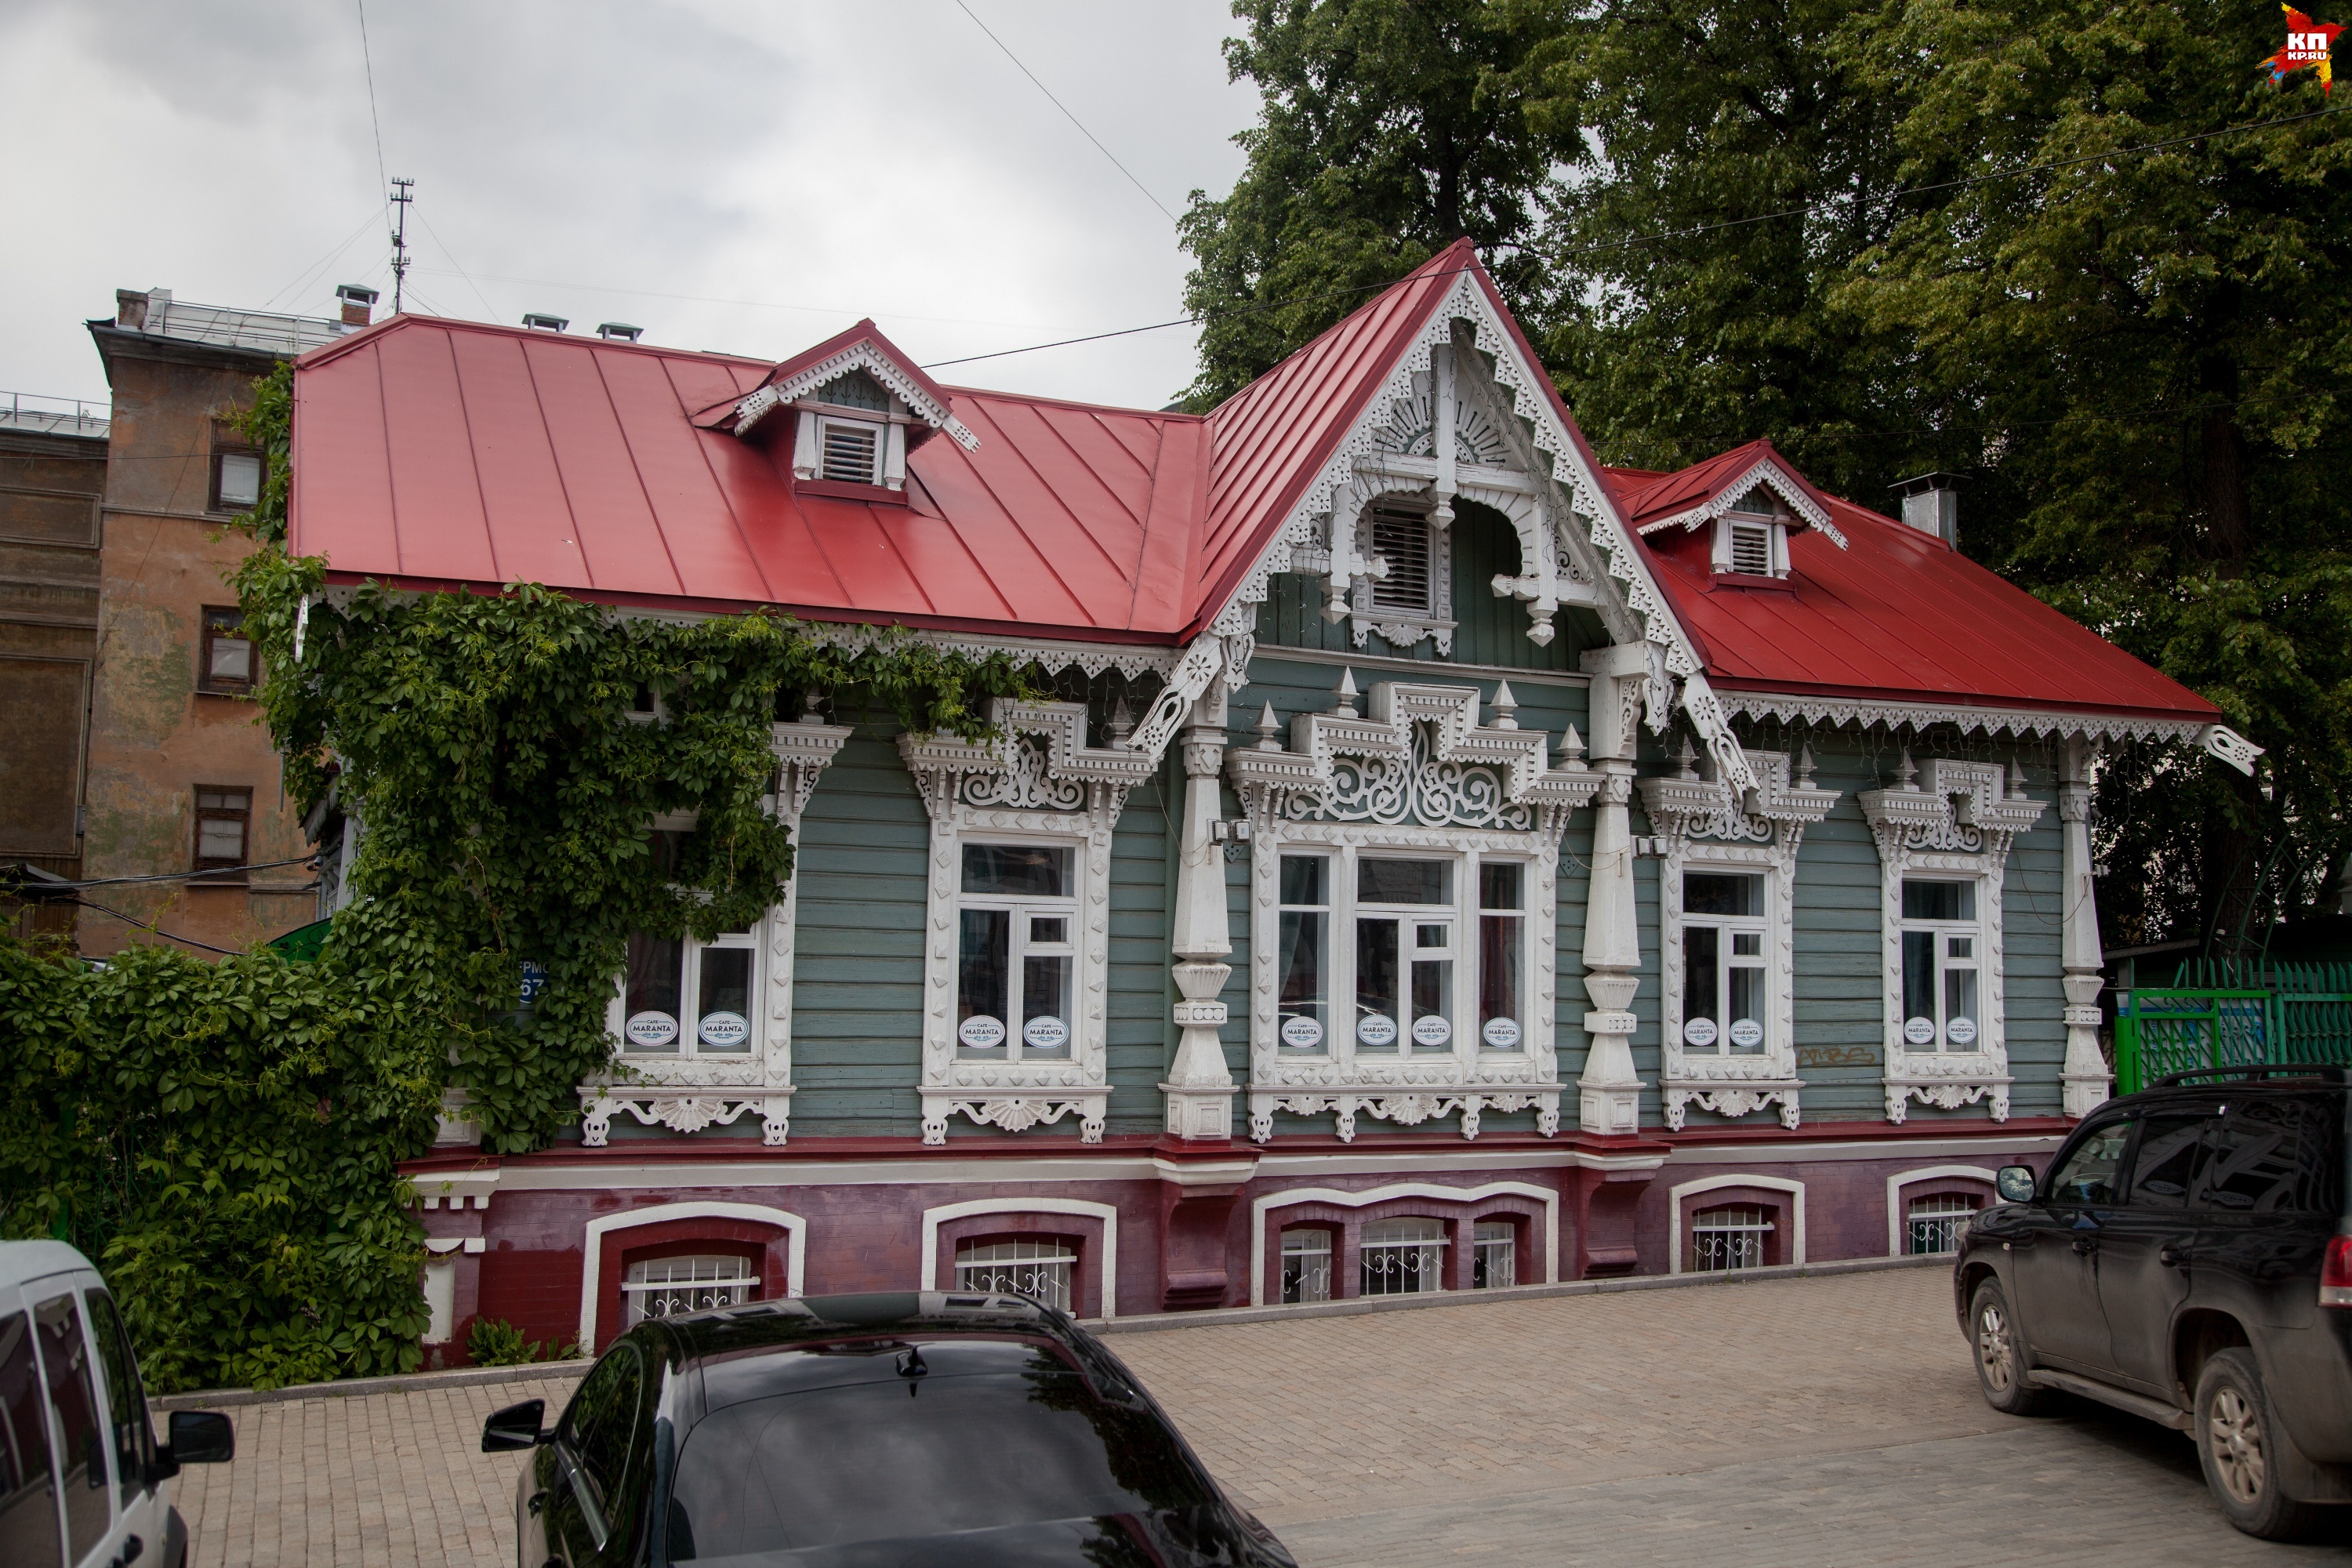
left=285, top=249, right=2216, bottom=721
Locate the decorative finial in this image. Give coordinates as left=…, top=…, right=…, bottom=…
left=1674, top=733, right=1700, bottom=781
left=1489, top=679, right=1518, bottom=730
left=1797, top=742, right=1817, bottom=789
left=1431, top=495, right=1454, bottom=530
left=1555, top=724, right=1587, bottom=769
left=1108, top=697, right=1134, bottom=746
left=2008, top=758, right=2029, bottom=799
left=797, top=686, right=826, bottom=725
left=1257, top=701, right=1283, bottom=751
left=1324, top=586, right=1352, bottom=625
left=1896, top=746, right=1919, bottom=791
left=1334, top=668, right=1359, bottom=718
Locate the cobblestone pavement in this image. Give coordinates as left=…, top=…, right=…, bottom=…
left=169, top=1268, right=2352, bottom=1565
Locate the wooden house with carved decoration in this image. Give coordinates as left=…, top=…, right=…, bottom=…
left=281, top=241, right=2251, bottom=1350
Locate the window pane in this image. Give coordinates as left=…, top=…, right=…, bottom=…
left=197, top=818, right=245, bottom=861
left=2050, top=1122, right=2133, bottom=1205
left=208, top=634, right=252, bottom=681
left=1905, top=1194, right=1981, bottom=1255
left=960, top=844, right=1069, bottom=898
left=1276, top=909, right=1327, bottom=1047
left=955, top=1240, right=1075, bottom=1312
left=2129, top=1115, right=2209, bottom=1207
left=84, top=1291, right=150, bottom=1508
left=1021, top=953, right=1070, bottom=1053
left=1900, top=930, right=1935, bottom=1029
left=1684, top=924, right=1719, bottom=1036
left=1479, top=862, right=1522, bottom=912
left=624, top=933, right=684, bottom=1050
left=1727, top=966, right=1764, bottom=1051
left=1472, top=1222, right=1515, bottom=1289
left=34, top=1293, right=108, bottom=1563
left=1280, top=1229, right=1331, bottom=1305
left=1410, top=956, right=1452, bottom=1048
left=0, top=1310, right=62, bottom=1568
left=696, top=947, right=753, bottom=1051
left=1943, top=967, right=1978, bottom=1047
left=2196, top=1102, right=2309, bottom=1213
left=1356, top=918, right=1399, bottom=1047
left=1357, top=858, right=1450, bottom=906
left=1279, top=855, right=1326, bottom=907
left=1901, top=879, right=1973, bottom=921
left=1478, top=913, right=1522, bottom=1047
left=216, top=452, right=262, bottom=506
left=1685, top=873, right=1760, bottom=916
left=1028, top=916, right=1067, bottom=946
left=956, top=908, right=1010, bottom=1044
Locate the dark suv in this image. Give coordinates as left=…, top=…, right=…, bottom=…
left=1955, top=1066, right=2352, bottom=1538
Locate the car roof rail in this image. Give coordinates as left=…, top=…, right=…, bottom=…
left=2150, top=1064, right=2350, bottom=1089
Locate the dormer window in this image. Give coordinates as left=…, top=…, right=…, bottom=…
left=818, top=418, right=884, bottom=485
left=1713, top=487, right=1790, bottom=579
left=711, top=320, right=982, bottom=493
left=1348, top=499, right=1456, bottom=652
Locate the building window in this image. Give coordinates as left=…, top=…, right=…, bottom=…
left=1369, top=503, right=1436, bottom=612
left=956, top=844, right=1076, bottom=1060
left=1472, top=1221, right=1517, bottom=1289
left=1682, top=870, right=1766, bottom=1054
left=197, top=607, right=254, bottom=694
left=1280, top=1228, right=1333, bottom=1305
left=210, top=423, right=263, bottom=512
left=619, top=822, right=760, bottom=1056
left=622, top=1254, right=755, bottom=1328
left=1687, top=1205, right=1773, bottom=1272
left=1712, top=487, right=1788, bottom=579
left=192, top=786, right=251, bottom=876
left=1355, top=857, right=1457, bottom=1052
left=1276, top=855, right=1330, bottom=1051
left=1477, top=863, right=1525, bottom=1049
left=1906, top=1193, right=1982, bottom=1255
left=1900, top=878, right=1982, bottom=1050
left=1359, top=1217, right=1446, bottom=1296
left=816, top=416, right=884, bottom=485
left=955, top=1237, right=1076, bottom=1312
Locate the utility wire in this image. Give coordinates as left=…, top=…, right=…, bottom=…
left=7, top=856, right=318, bottom=891
left=952, top=0, right=1178, bottom=224
left=416, top=212, right=502, bottom=323
left=355, top=0, right=391, bottom=226
left=405, top=267, right=1046, bottom=331
left=263, top=210, right=382, bottom=311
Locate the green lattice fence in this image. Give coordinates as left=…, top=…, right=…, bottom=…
left=2114, top=960, right=2352, bottom=1092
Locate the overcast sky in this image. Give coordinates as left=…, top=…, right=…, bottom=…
left=0, top=0, right=1257, bottom=411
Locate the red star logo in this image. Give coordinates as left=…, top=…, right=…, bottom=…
left=2263, top=5, right=2347, bottom=93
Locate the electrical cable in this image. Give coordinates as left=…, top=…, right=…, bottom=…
left=355, top=0, right=392, bottom=230
left=416, top=212, right=502, bottom=323
left=952, top=0, right=1178, bottom=224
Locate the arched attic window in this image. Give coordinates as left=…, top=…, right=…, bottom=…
left=1714, top=486, right=1791, bottom=579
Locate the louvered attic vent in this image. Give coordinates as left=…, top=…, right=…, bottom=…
left=821, top=422, right=881, bottom=484
left=1729, top=519, right=1773, bottom=576
left=1370, top=506, right=1433, bottom=611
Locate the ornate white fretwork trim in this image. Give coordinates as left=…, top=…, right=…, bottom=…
left=1859, top=757, right=2047, bottom=1123
left=732, top=339, right=980, bottom=449
left=1640, top=748, right=1840, bottom=1131
left=1711, top=688, right=2259, bottom=775
left=1632, top=453, right=1847, bottom=549
left=902, top=701, right=1157, bottom=1145
left=579, top=1090, right=793, bottom=1147
left=797, top=621, right=1181, bottom=685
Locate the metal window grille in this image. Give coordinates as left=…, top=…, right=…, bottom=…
left=1280, top=1229, right=1333, bottom=1305
left=1472, top=1221, right=1516, bottom=1289
left=821, top=420, right=880, bottom=484
left=1729, top=520, right=1773, bottom=576
left=955, top=1238, right=1076, bottom=1313
left=1370, top=506, right=1432, bottom=611
left=1905, top=1193, right=1981, bottom=1255
left=1360, top=1217, right=1447, bottom=1296
left=622, top=1254, right=755, bottom=1327
left=1687, top=1206, right=1773, bottom=1272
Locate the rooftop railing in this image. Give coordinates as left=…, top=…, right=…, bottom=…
left=0, top=391, right=111, bottom=438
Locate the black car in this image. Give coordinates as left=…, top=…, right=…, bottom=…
left=1955, top=1065, right=2352, bottom=1538
left=481, top=1290, right=1296, bottom=1567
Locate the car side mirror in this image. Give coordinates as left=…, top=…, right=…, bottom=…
left=1996, top=1165, right=2038, bottom=1203
left=166, top=1410, right=234, bottom=1465
left=482, top=1399, right=550, bottom=1453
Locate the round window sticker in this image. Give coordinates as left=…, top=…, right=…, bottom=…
left=958, top=1014, right=1007, bottom=1050
left=1356, top=1014, right=1399, bottom=1047
left=1410, top=1014, right=1453, bottom=1047
left=1022, top=1015, right=1070, bottom=1051
left=1904, top=1015, right=1937, bottom=1046
left=624, top=1011, right=679, bottom=1049
left=1682, top=1016, right=1719, bottom=1048
left=1727, top=1018, right=1765, bottom=1051
left=1482, top=1016, right=1523, bottom=1049
left=697, top=1011, right=750, bottom=1049
left=1946, top=1015, right=1979, bottom=1047
left=1279, top=1014, right=1325, bottom=1049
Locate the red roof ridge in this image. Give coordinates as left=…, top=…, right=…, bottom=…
left=941, top=383, right=1203, bottom=421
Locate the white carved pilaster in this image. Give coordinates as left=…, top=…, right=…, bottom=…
left=1164, top=683, right=1239, bottom=1141
left=2057, top=738, right=2111, bottom=1118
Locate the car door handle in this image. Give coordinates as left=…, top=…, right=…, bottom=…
left=2071, top=1236, right=2096, bottom=1255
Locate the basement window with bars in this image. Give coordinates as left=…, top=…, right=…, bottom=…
left=955, top=1238, right=1076, bottom=1312
left=1280, top=1228, right=1333, bottom=1305
left=1360, top=1217, right=1446, bottom=1296
left=818, top=417, right=883, bottom=485
left=622, top=1254, right=757, bottom=1327
left=1472, top=1221, right=1517, bottom=1289
left=1687, top=1205, right=1773, bottom=1272
left=1906, top=1192, right=1983, bottom=1255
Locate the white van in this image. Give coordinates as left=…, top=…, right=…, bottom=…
left=0, top=1240, right=233, bottom=1568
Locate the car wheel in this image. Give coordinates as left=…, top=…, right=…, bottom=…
left=1968, top=1278, right=2050, bottom=1416
left=2194, top=1348, right=2322, bottom=1541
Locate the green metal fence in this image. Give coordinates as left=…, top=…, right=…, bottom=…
left=2113, top=960, right=2352, bottom=1092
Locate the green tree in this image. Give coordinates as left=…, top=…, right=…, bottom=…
left=1178, top=0, right=1573, bottom=406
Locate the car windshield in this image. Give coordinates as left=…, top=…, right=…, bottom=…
left=668, top=1340, right=1214, bottom=1559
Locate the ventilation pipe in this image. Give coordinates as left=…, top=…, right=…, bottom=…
left=1891, top=473, right=1962, bottom=547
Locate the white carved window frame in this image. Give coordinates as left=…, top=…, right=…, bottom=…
left=1349, top=496, right=1456, bottom=654
left=582, top=720, right=853, bottom=1149
left=1641, top=750, right=1835, bottom=1131
left=902, top=701, right=1156, bottom=1145
left=1860, top=758, right=2046, bottom=1124
left=1229, top=679, right=1604, bottom=1145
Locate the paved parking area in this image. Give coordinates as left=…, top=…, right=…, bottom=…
left=170, top=1267, right=2352, bottom=1565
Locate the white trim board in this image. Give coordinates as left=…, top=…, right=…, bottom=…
left=1247, top=1181, right=1560, bottom=1307
left=577, top=1200, right=807, bottom=1349
left=1668, top=1174, right=1806, bottom=1274
left=919, top=1197, right=1122, bottom=1319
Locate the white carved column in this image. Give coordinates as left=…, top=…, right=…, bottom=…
left=2058, top=737, right=2111, bottom=1117
left=1577, top=645, right=1651, bottom=1134
left=1163, top=681, right=1238, bottom=1140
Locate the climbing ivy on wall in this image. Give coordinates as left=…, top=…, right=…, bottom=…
left=2, top=361, right=1036, bottom=1386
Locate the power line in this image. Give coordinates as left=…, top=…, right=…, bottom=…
left=404, top=267, right=1047, bottom=331
left=262, top=210, right=381, bottom=311
left=416, top=212, right=499, bottom=322
left=354, top=0, right=390, bottom=219
left=952, top=0, right=1178, bottom=224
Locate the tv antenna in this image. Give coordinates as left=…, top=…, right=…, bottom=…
left=389, top=177, right=414, bottom=314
